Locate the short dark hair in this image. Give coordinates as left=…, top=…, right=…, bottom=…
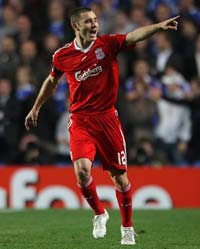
left=70, top=7, right=92, bottom=24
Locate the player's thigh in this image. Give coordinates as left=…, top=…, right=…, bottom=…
left=96, top=112, right=127, bottom=171
left=69, top=121, right=96, bottom=163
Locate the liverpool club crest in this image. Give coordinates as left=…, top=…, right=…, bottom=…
left=95, top=48, right=105, bottom=60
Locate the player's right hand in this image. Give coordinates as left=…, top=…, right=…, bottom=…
left=25, top=109, right=39, bottom=130
left=160, top=15, right=180, bottom=31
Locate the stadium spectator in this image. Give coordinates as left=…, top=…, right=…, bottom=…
left=155, top=70, right=191, bottom=165
left=162, top=77, right=200, bottom=164
left=41, top=33, right=60, bottom=68
left=19, top=40, right=47, bottom=86
left=124, top=59, right=160, bottom=101
left=123, top=69, right=159, bottom=163
left=96, top=0, right=116, bottom=34
left=129, top=6, right=151, bottom=28
left=15, top=65, right=36, bottom=101
left=15, top=132, right=41, bottom=164
left=0, top=0, right=4, bottom=27
left=46, top=0, right=74, bottom=42
left=81, top=0, right=97, bottom=7
left=55, top=102, right=71, bottom=164
left=24, top=6, right=179, bottom=245
left=53, top=75, right=69, bottom=114
left=22, top=92, right=58, bottom=150
left=183, top=33, right=200, bottom=80
left=179, top=0, right=200, bottom=24
left=0, top=78, right=21, bottom=163
left=15, top=15, right=38, bottom=47
left=129, top=137, right=168, bottom=166
left=8, top=0, right=24, bottom=13
left=151, top=31, right=184, bottom=77
left=127, top=39, right=154, bottom=77
left=154, top=3, right=172, bottom=22
left=0, top=36, right=19, bottom=82
left=82, top=0, right=119, bottom=9
left=15, top=132, right=54, bottom=164
left=117, top=0, right=131, bottom=12
left=0, top=4, right=19, bottom=39
left=179, top=17, right=198, bottom=57
left=111, top=9, right=135, bottom=79
left=148, top=0, right=179, bottom=16
left=112, top=9, right=134, bottom=34
left=47, top=0, right=65, bottom=39
left=130, top=0, right=148, bottom=9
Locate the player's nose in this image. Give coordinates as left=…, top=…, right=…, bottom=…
left=91, top=21, right=97, bottom=28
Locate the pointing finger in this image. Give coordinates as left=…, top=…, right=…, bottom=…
left=170, top=15, right=180, bottom=22
left=32, top=118, right=37, bottom=127
left=25, top=119, right=30, bottom=130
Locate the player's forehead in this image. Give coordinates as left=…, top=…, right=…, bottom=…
left=79, top=11, right=97, bottom=21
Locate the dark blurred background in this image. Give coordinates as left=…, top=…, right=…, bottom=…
left=0, top=0, right=200, bottom=167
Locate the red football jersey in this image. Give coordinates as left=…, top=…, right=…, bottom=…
left=50, top=34, right=134, bottom=114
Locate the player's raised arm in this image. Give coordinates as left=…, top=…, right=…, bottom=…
left=25, top=74, right=61, bottom=130
left=126, top=15, right=180, bottom=44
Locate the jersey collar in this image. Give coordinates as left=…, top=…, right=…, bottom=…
left=74, top=38, right=95, bottom=53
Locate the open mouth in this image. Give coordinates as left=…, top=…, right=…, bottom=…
left=89, top=30, right=97, bottom=37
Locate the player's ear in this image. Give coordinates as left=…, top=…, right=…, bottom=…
left=71, top=21, right=79, bottom=31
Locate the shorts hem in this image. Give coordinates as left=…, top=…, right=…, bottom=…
left=72, top=157, right=94, bottom=165
left=102, top=165, right=127, bottom=171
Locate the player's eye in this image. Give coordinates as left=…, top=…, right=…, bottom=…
left=84, top=19, right=91, bottom=24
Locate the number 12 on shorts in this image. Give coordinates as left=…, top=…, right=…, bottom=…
left=117, top=150, right=126, bottom=165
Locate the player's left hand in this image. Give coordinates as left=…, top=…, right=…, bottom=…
left=25, top=108, right=39, bottom=130
left=160, top=16, right=180, bottom=31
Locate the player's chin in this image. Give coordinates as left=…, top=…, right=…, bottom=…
left=89, top=34, right=97, bottom=41
left=90, top=37, right=97, bottom=42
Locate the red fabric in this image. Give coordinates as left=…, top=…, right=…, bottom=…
left=78, top=177, right=104, bottom=215
left=116, top=184, right=133, bottom=227
left=69, top=109, right=127, bottom=171
left=50, top=34, right=135, bottom=114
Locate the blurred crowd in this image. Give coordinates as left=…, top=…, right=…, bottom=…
left=0, top=0, right=200, bottom=166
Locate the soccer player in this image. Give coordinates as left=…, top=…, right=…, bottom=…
left=25, top=7, right=179, bottom=245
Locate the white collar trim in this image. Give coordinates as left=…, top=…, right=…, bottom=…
left=74, top=38, right=95, bottom=53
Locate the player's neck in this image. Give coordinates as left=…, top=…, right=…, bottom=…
left=75, top=36, right=93, bottom=49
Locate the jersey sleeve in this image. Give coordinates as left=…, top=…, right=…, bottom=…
left=50, top=50, right=64, bottom=78
left=105, top=34, right=136, bottom=54
left=121, top=41, right=136, bottom=51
